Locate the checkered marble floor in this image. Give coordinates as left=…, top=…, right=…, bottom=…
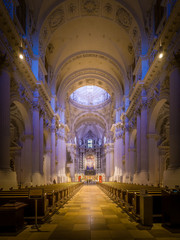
left=0, top=185, right=180, bottom=240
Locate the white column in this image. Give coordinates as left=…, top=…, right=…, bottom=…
left=56, top=133, right=61, bottom=183
left=147, top=134, right=159, bottom=186
left=129, top=147, right=136, bottom=182
left=51, top=117, right=56, bottom=182
left=105, top=145, right=110, bottom=181
left=118, top=136, right=124, bottom=182
left=114, top=139, right=118, bottom=179
left=124, top=118, right=130, bottom=182
left=39, top=111, right=44, bottom=176
left=136, top=112, right=141, bottom=173
left=164, top=62, right=180, bottom=187
left=109, top=143, right=114, bottom=179
left=32, top=90, right=43, bottom=185
left=44, top=131, right=51, bottom=184
left=69, top=144, right=76, bottom=182
left=113, top=123, right=124, bottom=181
left=134, top=110, right=141, bottom=184
left=105, top=143, right=114, bottom=181
left=21, top=135, right=33, bottom=186
left=169, top=66, right=180, bottom=168
left=139, top=94, right=148, bottom=184
left=0, top=67, right=17, bottom=189
left=56, top=125, right=67, bottom=182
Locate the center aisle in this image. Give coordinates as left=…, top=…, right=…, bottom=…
left=49, top=185, right=175, bottom=240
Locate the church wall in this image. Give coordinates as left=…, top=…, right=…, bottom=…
left=0, top=0, right=180, bottom=189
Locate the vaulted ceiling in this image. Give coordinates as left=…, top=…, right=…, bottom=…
left=27, top=0, right=154, bottom=139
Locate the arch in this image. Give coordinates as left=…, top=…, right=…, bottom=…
left=38, top=0, right=142, bottom=54
left=13, top=101, right=32, bottom=134
left=72, top=112, right=107, bottom=132
left=57, top=69, right=123, bottom=109
left=52, top=51, right=126, bottom=92
left=149, top=99, right=167, bottom=133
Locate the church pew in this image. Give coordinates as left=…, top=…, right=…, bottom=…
left=0, top=190, right=49, bottom=221
left=130, top=191, right=162, bottom=221
left=0, top=182, right=83, bottom=223
left=98, top=182, right=164, bottom=223
left=162, top=189, right=180, bottom=227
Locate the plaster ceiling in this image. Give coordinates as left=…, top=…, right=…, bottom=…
left=28, top=0, right=154, bottom=134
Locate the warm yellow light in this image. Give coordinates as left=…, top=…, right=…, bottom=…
left=19, top=53, right=24, bottom=59
left=19, top=46, right=24, bottom=59
left=159, top=52, right=163, bottom=59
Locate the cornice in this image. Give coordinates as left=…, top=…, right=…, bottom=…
left=0, top=1, right=37, bottom=88
left=126, top=80, right=143, bottom=118
left=133, top=56, right=141, bottom=76
left=39, top=57, right=47, bottom=76
left=144, top=0, right=180, bottom=88
left=126, top=1, right=180, bottom=119
left=0, top=0, right=55, bottom=121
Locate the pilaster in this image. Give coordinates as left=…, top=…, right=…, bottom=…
left=163, top=55, right=180, bottom=187
left=0, top=66, right=17, bottom=189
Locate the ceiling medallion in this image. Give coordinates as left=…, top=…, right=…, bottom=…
left=82, top=0, right=99, bottom=15
left=68, top=3, right=76, bottom=14
left=104, top=2, right=112, bottom=14
left=116, top=8, right=132, bottom=30
left=49, top=8, right=65, bottom=31
left=128, top=43, right=133, bottom=55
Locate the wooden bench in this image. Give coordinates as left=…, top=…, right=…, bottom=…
left=98, top=182, right=164, bottom=223
left=0, top=182, right=83, bottom=224
left=0, top=190, right=49, bottom=221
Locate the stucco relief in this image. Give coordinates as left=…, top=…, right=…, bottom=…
left=81, top=0, right=99, bottom=16
left=48, top=8, right=65, bottom=32
left=116, top=7, right=132, bottom=30
left=39, top=1, right=139, bottom=59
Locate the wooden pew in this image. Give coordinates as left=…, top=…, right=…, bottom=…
left=0, top=190, right=49, bottom=221
left=162, top=189, right=180, bottom=227
left=98, top=182, right=164, bottom=223
left=0, top=182, right=83, bottom=224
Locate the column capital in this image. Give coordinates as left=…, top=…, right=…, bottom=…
left=56, top=128, right=65, bottom=139
left=39, top=108, right=45, bottom=117
left=124, top=119, right=131, bottom=132
left=140, top=97, right=148, bottom=110
left=134, top=106, right=141, bottom=116
left=105, top=143, right=114, bottom=153
left=32, top=100, right=39, bottom=111
left=111, top=122, right=124, bottom=139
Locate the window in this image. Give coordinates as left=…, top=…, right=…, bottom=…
left=70, top=85, right=110, bottom=106
left=88, top=139, right=93, bottom=148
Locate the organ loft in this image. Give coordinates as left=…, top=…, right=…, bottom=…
left=0, top=0, right=180, bottom=238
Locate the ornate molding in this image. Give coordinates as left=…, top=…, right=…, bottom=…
left=39, top=0, right=140, bottom=57
left=81, top=0, right=100, bottom=16
left=116, top=7, right=132, bottom=30
left=48, top=7, right=65, bottom=32
left=140, top=97, right=148, bottom=110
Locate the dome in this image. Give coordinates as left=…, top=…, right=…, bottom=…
left=70, top=86, right=110, bottom=106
